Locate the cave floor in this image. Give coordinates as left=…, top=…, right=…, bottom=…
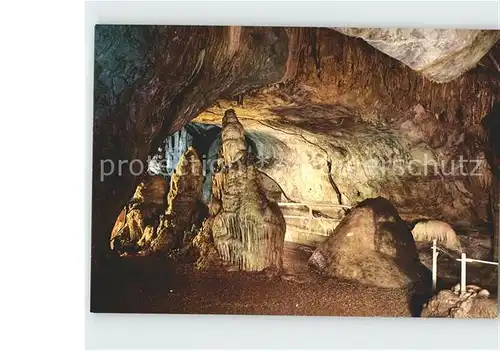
left=91, top=242, right=417, bottom=316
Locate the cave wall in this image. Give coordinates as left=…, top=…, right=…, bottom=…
left=300, top=28, right=499, bottom=128
left=293, top=28, right=499, bottom=227
left=335, top=28, right=500, bottom=83
left=197, top=102, right=490, bottom=228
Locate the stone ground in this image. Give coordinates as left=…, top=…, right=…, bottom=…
left=91, top=242, right=425, bottom=316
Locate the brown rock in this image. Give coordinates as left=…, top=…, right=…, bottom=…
left=109, top=208, right=126, bottom=251
left=399, top=104, right=448, bottom=149
left=192, top=218, right=222, bottom=269
left=132, top=175, right=169, bottom=206
left=149, top=147, right=206, bottom=253
left=309, top=197, right=427, bottom=289
left=109, top=175, right=168, bottom=252
left=335, top=28, right=500, bottom=83
left=422, top=286, right=498, bottom=318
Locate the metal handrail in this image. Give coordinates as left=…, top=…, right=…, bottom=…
left=431, top=239, right=498, bottom=293
left=278, top=201, right=348, bottom=235
left=456, top=257, right=499, bottom=266
left=278, top=202, right=352, bottom=209
left=282, top=215, right=341, bottom=221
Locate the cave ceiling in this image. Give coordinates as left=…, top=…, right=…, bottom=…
left=335, top=28, right=500, bottom=83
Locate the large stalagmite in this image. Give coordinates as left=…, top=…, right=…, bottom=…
left=206, top=109, right=286, bottom=271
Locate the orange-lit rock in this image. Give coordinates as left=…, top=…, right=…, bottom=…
left=148, top=147, right=206, bottom=253
left=109, top=175, right=167, bottom=253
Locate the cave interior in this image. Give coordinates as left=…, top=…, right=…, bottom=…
left=92, top=25, right=500, bottom=317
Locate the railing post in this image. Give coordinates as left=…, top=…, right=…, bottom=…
left=460, top=252, right=467, bottom=294
left=432, top=239, right=438, bottom=292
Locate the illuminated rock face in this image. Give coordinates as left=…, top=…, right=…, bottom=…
left=309, top=197, right=427, bottom=289
left=109, top=149, right=205, bottom=255
left=209, top=110, right=286, bottom=271
left=109, top=175, right=168, bottom=253
left=336, top=28, right=500, bottom=83
left=149, top=147, right=205, bottom=253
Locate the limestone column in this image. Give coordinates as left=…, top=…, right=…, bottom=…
left=209, top=109, right=286, bottom=271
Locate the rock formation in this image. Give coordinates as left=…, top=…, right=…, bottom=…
left=421, top=284, right=498, bottom=318
left=482, top=102, right=500, bottom=261
left=308, top=197, right=428, bottom=289
left=92, top=25, right=499, bottom=265
left=92, top=26, right=302, bottom=262
left=109, top=175, right=168, bottom=253
left=108, top=148, right=206, bottom=256
left=198, top=109, right=286, bottom=271
left=411, top=220, right=462, bottom=252
left=336, top=28, right=500, bottom=83
left=147, top=147, right=206, bottom=253
left=198, top=99, right=494, bottom=226
left=192, top=217, right=222, bottom=269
